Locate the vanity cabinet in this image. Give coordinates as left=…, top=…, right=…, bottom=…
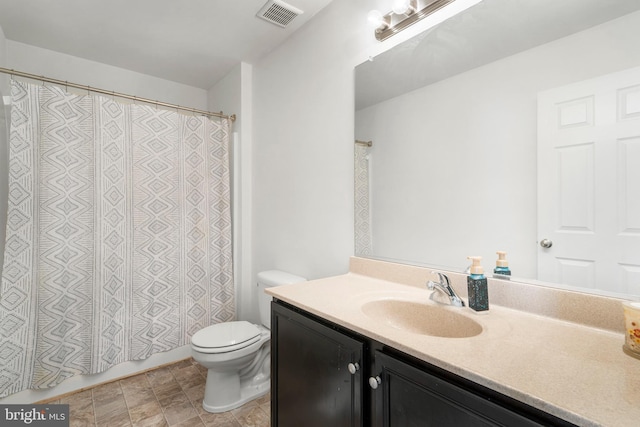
left=271, top=300, right=575, bottom=427
left=372, top=350, right=546, bottom=426
left=271, top=301, right=366, bottom=427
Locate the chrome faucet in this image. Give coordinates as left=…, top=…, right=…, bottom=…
left=427, top=272, right=465, bottom=307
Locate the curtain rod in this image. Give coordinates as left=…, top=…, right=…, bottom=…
left=0, top=67, right=236, bottom=122
left=355, top=140, right=372, bottom=147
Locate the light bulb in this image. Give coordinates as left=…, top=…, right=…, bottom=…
left=391, top=0, right=411, bottom=14
left=367, top=10, right=386, bottom=28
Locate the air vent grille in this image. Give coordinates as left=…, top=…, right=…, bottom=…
left=257, top=0, right=303, bottom=28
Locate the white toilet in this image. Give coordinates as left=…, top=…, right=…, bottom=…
left=191, top=270, right=306, bottom=413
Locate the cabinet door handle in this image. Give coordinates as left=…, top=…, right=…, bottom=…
left=369, top=376, right=381, bottom=389
left=348, top=362, right=360, bottom=374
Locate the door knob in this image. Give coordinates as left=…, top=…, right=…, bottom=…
left=348, top=363, right=359, bottom=375
left=369, top=376, right=381, bottom=389
left=540, top=239, right=553, bottom=248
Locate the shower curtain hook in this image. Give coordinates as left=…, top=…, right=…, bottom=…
left=65, top=81, right=68, bottom=93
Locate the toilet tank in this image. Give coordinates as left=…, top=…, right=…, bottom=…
left=257, top=270, right=306, bottom=328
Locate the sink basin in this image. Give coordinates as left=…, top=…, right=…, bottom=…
left=361, top=299, right=482, bottom=338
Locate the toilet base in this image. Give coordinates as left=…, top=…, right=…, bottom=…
left=199, top=338, right=271, bottom=414
left=202, top=376, right=270, bottom=413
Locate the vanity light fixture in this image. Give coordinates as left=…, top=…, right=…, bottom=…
left=369, top=0, right=472, bottom=41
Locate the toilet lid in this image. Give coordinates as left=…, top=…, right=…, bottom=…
left=191, top=321, right=261, bottom=349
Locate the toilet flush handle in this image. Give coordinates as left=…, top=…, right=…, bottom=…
left=348, top=362, right=359, bottom=375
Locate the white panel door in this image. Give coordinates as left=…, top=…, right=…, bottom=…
left=538, top=66, right=640, bottom=295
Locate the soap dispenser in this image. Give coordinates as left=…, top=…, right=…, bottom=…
left=467, top=256, right=489, bottom=312
left=494, top=251, right=511, bottom=278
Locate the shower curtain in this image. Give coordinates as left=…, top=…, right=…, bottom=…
left=0, top=80, right=234, bottom=397
left=354, top=144, right=372, bottom=255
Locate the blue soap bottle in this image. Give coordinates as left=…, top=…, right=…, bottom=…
left=467, top=256, right=489, bottom=312
left=493, top=251, right=511, bottom=278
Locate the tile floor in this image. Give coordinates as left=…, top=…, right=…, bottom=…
left=46, top=358, right=270, bottom=427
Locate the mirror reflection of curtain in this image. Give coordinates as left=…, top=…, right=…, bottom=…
left=355, top=144, right=372, bottom=255
left=0, top=80, right=234, bottom=397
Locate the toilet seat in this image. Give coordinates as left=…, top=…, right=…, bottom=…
left=191, top=321, right=262, bottom=354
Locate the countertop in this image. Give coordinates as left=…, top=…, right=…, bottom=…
left=267, top=269, right=640, bottom=427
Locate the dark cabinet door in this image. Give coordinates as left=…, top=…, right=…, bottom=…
left=272, top=302, right=365, bottom=427
left=372, top=351, right=546, bottom=427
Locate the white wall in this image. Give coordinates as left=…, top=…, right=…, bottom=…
left=355, top=11, right=640, bottom=278
left=0, top=24, right=6, bottom=86
left=0, top=23, right=7, bottom=92
left=7, top=41, right=208, bottom=109
left=207, top=62, right=255, bottom=323
left=251, top=0, right=458, bottom=282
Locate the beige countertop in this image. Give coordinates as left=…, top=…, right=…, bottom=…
left=267, top=261, right=640, bottom=427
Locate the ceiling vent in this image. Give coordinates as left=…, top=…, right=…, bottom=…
left=257, top=0, right=304, bottom=28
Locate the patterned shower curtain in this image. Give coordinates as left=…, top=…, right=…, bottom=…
left=0, top=80, right=234, bottom=397
left=354, top=144, right=372, bottom=255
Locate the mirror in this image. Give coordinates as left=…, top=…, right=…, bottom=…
left=354, top=0, right=640, bottom=298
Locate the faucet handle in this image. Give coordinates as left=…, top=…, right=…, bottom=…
left=431, top=271, right=449, bottom=285
left=427, top=271, right=439, bottom=290
left=427, top=271, right=465, bottom=307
